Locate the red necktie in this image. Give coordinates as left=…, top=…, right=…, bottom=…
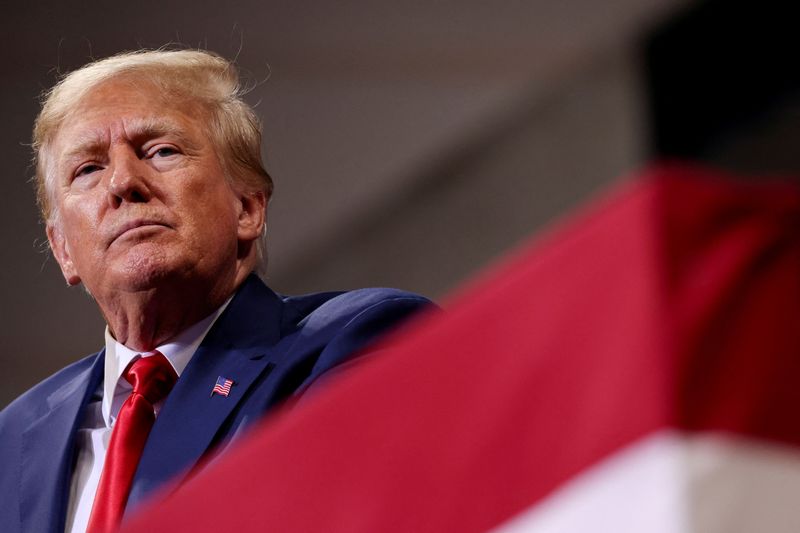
left=87, top=351, right=178, bottom=533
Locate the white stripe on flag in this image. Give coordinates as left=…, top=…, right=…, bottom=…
left=490, top=430, right=800, bottom=533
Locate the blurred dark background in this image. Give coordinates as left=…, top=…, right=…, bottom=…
left=2, top=0, right=798, bottom=408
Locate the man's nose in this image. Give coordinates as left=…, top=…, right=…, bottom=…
left=106, top=148, right=153, bottom=208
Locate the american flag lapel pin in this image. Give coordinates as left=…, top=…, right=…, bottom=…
left=211, top=376, right=234, bottom=398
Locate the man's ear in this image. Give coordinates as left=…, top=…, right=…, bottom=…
left=46, top=224, right=81, bottom=286
left=236, top=189, right=267, bottom=243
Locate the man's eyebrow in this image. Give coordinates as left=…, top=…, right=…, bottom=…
left=60, top=132, right=108, bottom=162
left=130, top=118, right=197, bottom=147
left=60, top=118, right=198, bottom=162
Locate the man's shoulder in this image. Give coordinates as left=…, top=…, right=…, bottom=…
left=0, top=352, right=99, bottom=422
left=279, top=287, right=434, bottom=334
left=270, top=287, right=435, bottom=396
left=282, top=287, right=432, bottom=317
left=224, top=276, right=434, bottom=346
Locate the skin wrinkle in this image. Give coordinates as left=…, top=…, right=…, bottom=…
left=60, top=117, right=202, bottom=173
left=40, top=78, right=217, bottom=224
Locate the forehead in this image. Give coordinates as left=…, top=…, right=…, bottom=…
left=52, top=79, right=208, bottom=155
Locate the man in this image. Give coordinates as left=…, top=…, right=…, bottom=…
left=0, top=49, right=430, bottom=533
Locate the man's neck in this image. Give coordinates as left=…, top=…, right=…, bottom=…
left=96, top=267, right=251, bottom=352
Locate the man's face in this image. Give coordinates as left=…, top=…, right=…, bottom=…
left=46, top=79, right=262, bottom=296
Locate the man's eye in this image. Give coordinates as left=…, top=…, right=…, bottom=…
left=75, top=164, right=102, bottom=178
left=150, top=146, right=179, bottom=158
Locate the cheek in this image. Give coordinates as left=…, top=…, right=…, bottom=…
left=175, top=185, right=239, bottom=246
left=61, top=202, right=102, bottom=253
left=187, top=177, right=239, bottom=223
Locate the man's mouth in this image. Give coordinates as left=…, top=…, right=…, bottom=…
left=109, top=219, right=170, bottom=246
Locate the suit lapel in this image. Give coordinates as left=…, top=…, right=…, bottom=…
left=20, top=352, right=104, bottom=533
left=127, top=276, right=286, bottom=510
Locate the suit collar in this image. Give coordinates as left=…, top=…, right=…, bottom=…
left=101, top=298, right=230, bottom=427
left=126, top=275, right=285, bottom=510
left=20, top=351, right=105, bottom=533
left=202, top=274, right=285, bottom=349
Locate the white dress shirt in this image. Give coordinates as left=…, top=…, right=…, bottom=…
left=64, top=302, right=229, bottom=533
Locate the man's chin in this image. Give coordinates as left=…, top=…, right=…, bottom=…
left=106, top=252, right=181, bottom=293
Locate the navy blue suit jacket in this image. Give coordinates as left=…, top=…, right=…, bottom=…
left=0, top=275, right=430, bottom=532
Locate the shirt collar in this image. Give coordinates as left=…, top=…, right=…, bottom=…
left=101, top=298, right=231, bottom=427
